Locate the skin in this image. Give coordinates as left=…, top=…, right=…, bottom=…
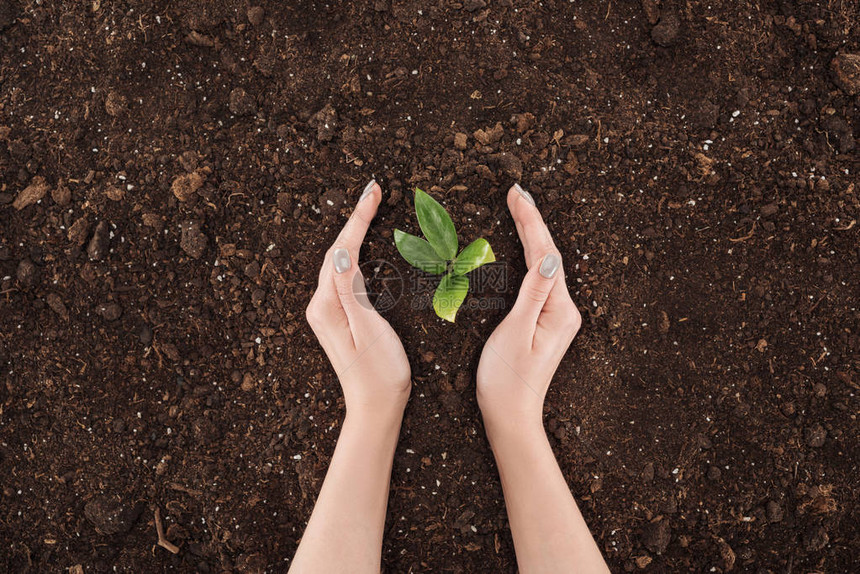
left=476, top=188, right=610, bottom=573
left=290, top=181, right=410, bottom=574
left=290, top=182, right=608, bottom=573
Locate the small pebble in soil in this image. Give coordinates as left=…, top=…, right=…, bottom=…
left=229, top=88, right=257, bottom=116
left=249, top=288, right=265, bottom=307
left=141, top=213, right=164, bottom=230
left=276, top=192, right=291, bottom=212
left=309, top=104, right=338, bottom=142
left=766, top=500, right=784, bottom=523
left=87, top=221, right=110, bottom=261
left=454, top=371, right=470, bottom=392
left=640, top=518, right=671, bottom=554
left=760, top=203, right=779, bottom=217
left=244, top=260, right=261, bottom=279
left=104, top=90, right=127, bottom=117
left=84, top=495, right=143, bottom=535
left=830, top=53, right=860, bottom=95
left=247, top=6, right=265, bottom=27
left=178, top=150, right=199, bottom=173
left=820, top=114, right=855, bottom=153
left=13, top=175, right=48, bottom=210
left=97, top=302, right=122, bottom=322
left=688, top=99, right=720, bottom=129
left=45, top=293, right=69, bottom=320
left=16, top=258, right=37, bottom=289
left=496, top=152, right=523, bottom=180
left=651, top=11, right=680, bottom=47
left=804, top=423, right=827, bottom=447
left=171, top=168, right=207, bottom=202
left=697, top=433, right=712, bottom=449
left=160, top=342, right=179, bottom=362
left=641, top=462, right=655, bottom=482
left=180, top=220, right=208, bottom=259
left=707, top=466, right=722, bottom=481
left=662, top=498, right=678, bottom=514
left=474, top=122, right=504, bottom=146
left=512, top=112, right=535, bottom=133
left=68, top=216, right=90, bottom=247
left=139, top=323, right=153, bottom=345
left=658, top=310, right=670, bottom=334
left=51, top=181, right=71, bottom=206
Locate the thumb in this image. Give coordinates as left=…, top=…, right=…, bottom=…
left=331, top=248, right=378, bottom=339
left=510, top=252, right=562, bottom=326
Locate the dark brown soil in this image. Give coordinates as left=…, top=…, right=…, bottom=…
left=1, top=1, right=858, bottom=572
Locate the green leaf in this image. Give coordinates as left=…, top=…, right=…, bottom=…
left=452, top=238, right=495, bottom=275
left=433, top=273, right=469, bottom=323
left=394, top=229, right=448, bottom=274
left=415, top=188, right=458, bottom=261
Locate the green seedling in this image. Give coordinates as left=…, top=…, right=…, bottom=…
left=394, top=188, right=495, bottom=322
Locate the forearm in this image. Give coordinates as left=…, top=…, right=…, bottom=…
left=484, top=415, right=609, bottom=574
left=289, top=408, right=403, bottom=574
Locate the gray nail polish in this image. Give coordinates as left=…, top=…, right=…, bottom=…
left=539, top=253, right=560, bottom=279
left=333, top=248, right=351, bottom=273
left=513, top=183, right=535, bottom=206
left=359, top=179, right=376, bottom=202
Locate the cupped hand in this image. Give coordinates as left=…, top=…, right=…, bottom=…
left=476, top=184, right=582, bottom=431
left=306, top=181, right=411, bottom=418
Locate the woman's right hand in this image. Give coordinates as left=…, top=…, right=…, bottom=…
left=305, top=180, right=411, bottom=420
left=476, top=184, right=582, bottom=433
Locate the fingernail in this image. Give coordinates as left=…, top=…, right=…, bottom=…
left=513, top=183, right=535, bottom=206
left=333, top=248, right=351, bottom=273
left=539, top=253, right=560, bottom=279
left=359, top=179, right=376, bottom=202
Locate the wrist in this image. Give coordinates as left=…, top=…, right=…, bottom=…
left=480, top=407, right=546, bottom=444
left=344, top=390, right=409, bottom=429
left=341, top=373, right=411, bottom=417
left=341, top=408, right=404, bottom=451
